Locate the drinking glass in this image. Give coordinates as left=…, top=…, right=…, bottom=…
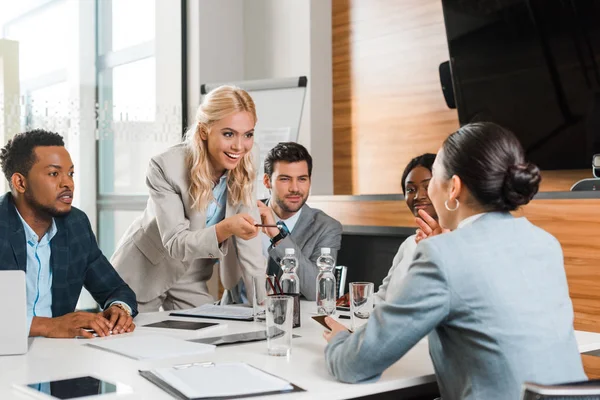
left=266, top=295, right=293, bottom=356
left=349, top=282, right=374, bottom=331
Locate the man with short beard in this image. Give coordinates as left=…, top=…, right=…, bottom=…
left=0, top=130, right=137, bottom=338
left=257, top=142, right=342, bottom=300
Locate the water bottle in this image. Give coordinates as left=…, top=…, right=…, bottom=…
left=280, top=248, right=299, bottom=294
left=316, top=247, right=336, bottom=315
left=280, top=248, right=301, bottom=327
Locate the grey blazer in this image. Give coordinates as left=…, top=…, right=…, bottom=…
left=110, top=143, right=264, bottom=304
left=325, top=212, right=585, bottom=399
left=266, top=202, right=342, bottom=300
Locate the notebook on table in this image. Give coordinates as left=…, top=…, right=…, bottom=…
left=86, top=334, right=216, bottom=360
left=170, top=304, right=254, bottom=321
left=140, top=362, right=304, bottom=400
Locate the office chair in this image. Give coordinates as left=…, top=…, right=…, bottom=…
left=521, top=380, right=600, bottom=399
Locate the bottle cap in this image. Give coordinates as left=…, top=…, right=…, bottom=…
left=321, top=247, right=331, bottom=254
left=284, top=248, right=295, bottom=255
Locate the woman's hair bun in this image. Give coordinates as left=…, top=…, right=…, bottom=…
left=502, top=162, right=541, bottom=210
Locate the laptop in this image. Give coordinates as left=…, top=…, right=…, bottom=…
left=0, top=270, right=28, bottom=355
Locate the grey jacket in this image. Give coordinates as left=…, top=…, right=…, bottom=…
left=267, top=202, right=342, bottom=300
left=111, top=143, right=265, bottom=305
left=325, top=212, right=585, bottom=400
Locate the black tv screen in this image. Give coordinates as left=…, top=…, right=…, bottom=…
left=442, top=0, right=600, bottom=170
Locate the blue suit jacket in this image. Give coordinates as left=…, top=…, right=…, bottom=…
left=0, top=193, right=138, bottom=318
left=325, top=212, right=585, bottom=399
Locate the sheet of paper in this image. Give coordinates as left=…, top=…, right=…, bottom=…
left=151, top=363, right=293, bottom=398
left=86, top=334, right=215, bottom=360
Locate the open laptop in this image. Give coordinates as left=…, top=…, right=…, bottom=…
left=0, top=270, right=28, bottom=355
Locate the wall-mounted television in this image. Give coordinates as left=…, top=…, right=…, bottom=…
left=442, top=0, right=600, bottom=170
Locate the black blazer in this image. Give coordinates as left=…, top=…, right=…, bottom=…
left=0, top=193, right=138, bottom=317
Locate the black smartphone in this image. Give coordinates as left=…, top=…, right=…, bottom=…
left=311, top=315, right=331, bottom=331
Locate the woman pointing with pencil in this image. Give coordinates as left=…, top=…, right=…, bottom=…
left=111, top=86, right=265, bottom=312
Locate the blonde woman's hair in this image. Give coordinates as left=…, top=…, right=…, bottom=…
left=184, top=85, right=257, bottom=211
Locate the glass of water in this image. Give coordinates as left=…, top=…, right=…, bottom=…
left=349, top=282, right=374, bottom=331
left=266, top=295, right=293, bottom=356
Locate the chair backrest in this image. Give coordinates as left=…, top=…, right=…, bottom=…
left=522, top=380, right=600, bottom=400
left=334, top=265, right=348, bottom=298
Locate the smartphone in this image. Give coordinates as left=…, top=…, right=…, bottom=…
left=311, top=315, right=331, bottom=331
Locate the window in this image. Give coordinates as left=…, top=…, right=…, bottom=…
left=0, top=0, right=183, bottom=309
left=96, top=0, right=183, bottom=257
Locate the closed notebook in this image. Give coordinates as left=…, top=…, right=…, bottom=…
left=140, top=362, right=304, bottom=400
left=86, top=334, right=216, bottom=360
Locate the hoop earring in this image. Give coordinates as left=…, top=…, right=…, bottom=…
left=444, top=199, right=459, bottom=212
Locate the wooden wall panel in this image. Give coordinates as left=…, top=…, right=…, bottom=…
left=539, top=170, right=591, bottom=192
left=332, top=0, right=459, bottom=195
left=582, top=355, right=600, bottom=379
left=308, top=198, right=413, bottom=227
left=310, top=196, right=600, bottom=333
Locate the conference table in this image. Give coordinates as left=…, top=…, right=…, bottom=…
left=2, top=302, right=600, bottom=400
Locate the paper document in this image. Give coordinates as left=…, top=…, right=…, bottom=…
left=170, top=304, right=254, bottom=321
left=142, top=362, right=295, bottom=399
left=86, top=334, right=216, bottom=360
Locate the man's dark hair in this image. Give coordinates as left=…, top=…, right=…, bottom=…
left=401, top=153, right=436, bottom=195
left=264, top=142, right=313, bottom=177
left=0, top=129, right=65, bottom=185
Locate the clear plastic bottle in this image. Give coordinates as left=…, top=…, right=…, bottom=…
left=280, top=248, right=299, bottom=294
left=316, top=247, right=336, bottom=315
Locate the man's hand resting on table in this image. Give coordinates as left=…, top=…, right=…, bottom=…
left=29, top=305, right=135, bottom=338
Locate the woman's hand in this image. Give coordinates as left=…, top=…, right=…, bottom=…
left=323, top=316, right=352, bottom=343
left=257, top=200, right=280, bottom=238
left=415, top=209, right=449, bottom=243
left=216, top=213, right=259, bottom=242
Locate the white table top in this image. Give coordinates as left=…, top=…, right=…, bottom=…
left=1, top=302, right=599, bottom=400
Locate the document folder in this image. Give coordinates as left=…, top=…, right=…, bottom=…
left=140, top=362, right=304, bottom=399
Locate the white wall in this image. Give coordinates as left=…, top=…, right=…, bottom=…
left=187, top=0, right=333, bottom=194
left=244, top=0, right=333, bottom=195
left=187, top=0, right=245, bottom=122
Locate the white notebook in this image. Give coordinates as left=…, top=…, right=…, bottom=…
left=140, top=362, right=299, bottom=399
left=86, top=334, right=216, bottom=360
left=170, top=304, right=254, bottom=321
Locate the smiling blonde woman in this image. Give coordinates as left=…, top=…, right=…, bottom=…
left=111, top=85, right=265, bottom=312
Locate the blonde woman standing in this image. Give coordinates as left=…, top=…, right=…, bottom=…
left=111, top=86, right=264, bottom=312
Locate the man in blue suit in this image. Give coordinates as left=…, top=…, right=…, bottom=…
left=0, top=130, right=137, bottom=338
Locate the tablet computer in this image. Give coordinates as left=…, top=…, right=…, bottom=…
left=141, top=320, right=219, bottom=330
left=13, top=376, right=132, bottom=399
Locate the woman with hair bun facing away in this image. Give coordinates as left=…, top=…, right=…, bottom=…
left=111, top=85, right=264, bottom=312
left=323, top=122, right=585, bottom=399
